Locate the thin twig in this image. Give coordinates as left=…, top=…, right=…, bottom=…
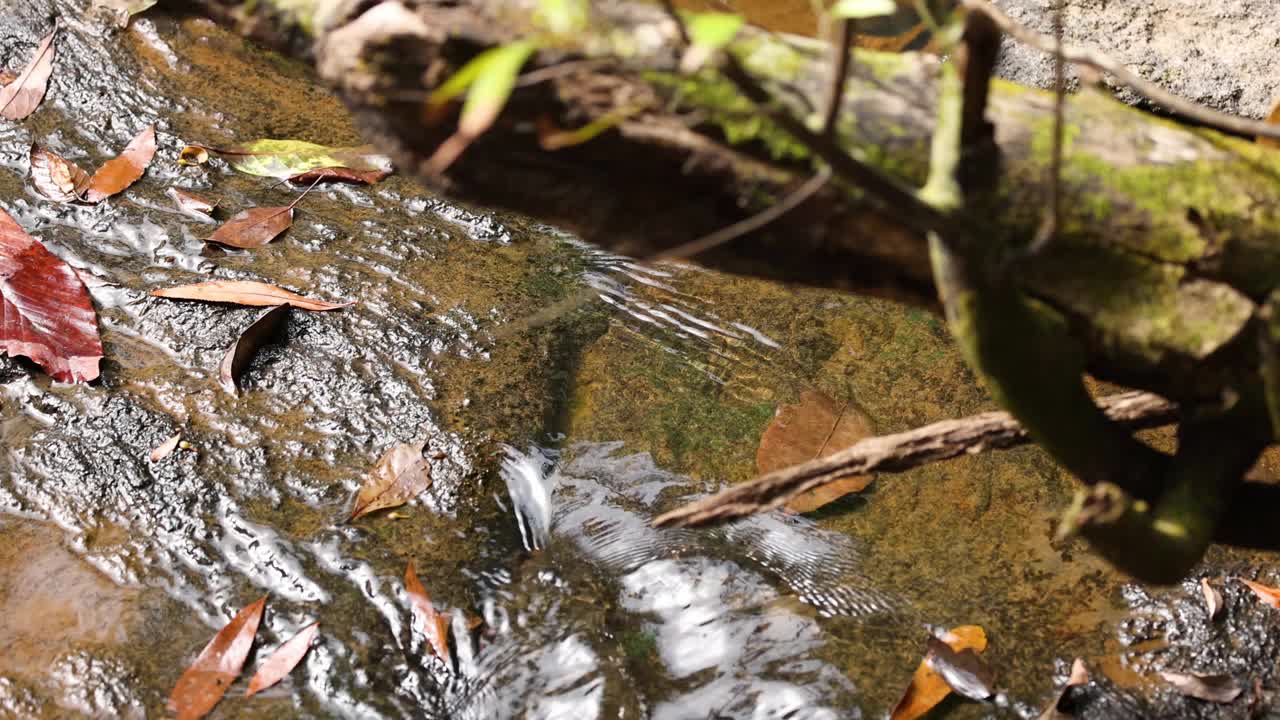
left=820, top=19, right=855, bottom=135
left=653, top=390, right=1177, bottom=528
left=1029, top=0, right=1065, bottom=253
left=961, top=0, right=1280, bottom=141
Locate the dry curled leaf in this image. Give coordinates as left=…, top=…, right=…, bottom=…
left=218, top=305, right=288, bottom=395
left=1237, top=577, right=1280, bottom=608
left=757, top=390, right=875, bottom=513
left=179, top=145, right=209, bottom=166
left=167, top=595, right=266, bottom=720
left=349, top=440, right=432, bottom=521
left=1201, top=578, right=1223, bottom=621
left=29, top=145, right=89, bottom=202
left=891, top=625, right=988, bottom=720
left=1037, top=658, right=1089, bottom=720
left=0, top=24, right=56, bottom=121
left=287, top=166, right=390, bottom=185
left=167, top=187, right=218, bottom=217
left=85, top=125, right=156, bottom=203
left=405, top=561, right=450, bottom=661
left=151, top=280, right=352, bottom=311
left=245, top=621, right=318, bottom=697
left=1159, top=671, right=1242, bottom=703
left=0, top=208, right=102, bottom=382
left=150, top=433, right=181, bottom=462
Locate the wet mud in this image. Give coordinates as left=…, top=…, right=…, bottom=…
left=0, top=2, right=1278, bottom=719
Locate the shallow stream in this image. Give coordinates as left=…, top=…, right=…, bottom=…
left=1, top=3, right=1279, bottom=719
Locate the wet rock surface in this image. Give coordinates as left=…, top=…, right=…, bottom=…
left=0, top=1, right=1279, bottom=719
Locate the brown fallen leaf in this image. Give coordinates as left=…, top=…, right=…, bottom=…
left=1237, top=577, right=1280, bottom=608
left=349, top=440, right=432, bottom=521
left=288, top=166, right=390, bottom=185
left=0, top=70, right=16, bottom=86
left=1037, top=658, right=1089, bottom=720
left=757, top=390, right=875, bottom=513
left=891, top=625, right=988, bottom=720
left=85, top=125, right=156, bottom=203
left=167, top=187, right=218, bottom=216
left=0, top=24, right=56, bottom=121
left=1159, top=671, right=1242, bottom=703
left=167, top=595, right=266, bottom=720
left=1201, top=578, right=1223, bottom=621
left=926, top=636, right=995, bottom=701
left=29, top=145, right=89, bottom=202
left=150, top=432, right=181, bottom=462
left=244, top=621, right=319, bottom=697
left=207, top=182, right=315, bottom=249
left=218, top=305, right=289, bottom=395
left=405, top=561, right=450, bottom=661
left=151, top=280, right=352, bottom=311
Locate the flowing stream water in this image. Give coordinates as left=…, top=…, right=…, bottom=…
left=1, top=3, right=1279, bottom=719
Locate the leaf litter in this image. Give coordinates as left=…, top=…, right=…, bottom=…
left=1037, top=658, right=1089, bottom=720
left=29, top=145, right=89, bottom=202
left=405, top=560, right=450, bottom=661
left=168, top=595, right=266, bottom=720
left=349, top=440, right=433, bottom=521
left=1237, top=577, right=1280, bottom=608
left=207, top=179, right=318, bottom=249
left=149, top=432, right=181, bottom=462
left=218, top=304, right=289, bottom=395
left=152, top=280, right=352, bottom=311
left=0, top=207, right=102, bottom=382
left=167, top=187, right=218, bottom=217
left=1159, top=671, right=1243, bottom=703
left=85, top=124, right=156, bottom=202
left=756, top=389, right=875, bottom=513
left=245, top=621, right=319, bottom=697
left=0, top=23, right=56, bottom=121
left=890, top=625, right=988, bottom=720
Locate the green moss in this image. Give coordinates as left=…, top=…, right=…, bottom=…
left=618, top=628, right=657, bottom=659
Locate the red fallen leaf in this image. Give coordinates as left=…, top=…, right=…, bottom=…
left=219, top=305, right=289, bottom=395
left=167, top=187, right=217, bottom=216
left=348, top=440, right=432, bottom=521
left=168, top=595, right=266, bottom=720
left=244, top=621, right=319, bottom=697
left=891, top=625, right=988, bottom=720
left=405, top=561, right=450, bottom=660
left=29, top=145, right=89, bottom=202
left=0, top=24, right=56, bottom=121
left=85, top=125, right=156, bottom=203
left=1237, top=577, right=1280, bottom=608
left=207, top=182, right=316, bottom=249
left=288, top=166, right=390, bottom=185
left=151, top=280, right=352, bottom=311
left=757, top=390, right=875, bottom=513
left=0, top=208, right=102, bottom=382
left=149, top=432, right=181, bottom=462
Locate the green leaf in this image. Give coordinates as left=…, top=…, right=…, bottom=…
left=829, top=0, right=899, bottom=20
left=687, top=12, right=745, bottom=52
left=535, top=0, right=589, bottom=35
left=458, top=41, right=537, bottom=136
left=211, top=139, right=393, bottom=179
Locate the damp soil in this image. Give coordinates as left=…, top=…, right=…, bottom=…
left=1, top=2, right=1279, bottom=719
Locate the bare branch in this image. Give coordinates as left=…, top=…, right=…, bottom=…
left=653, top=391, right=1177, bottom=528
